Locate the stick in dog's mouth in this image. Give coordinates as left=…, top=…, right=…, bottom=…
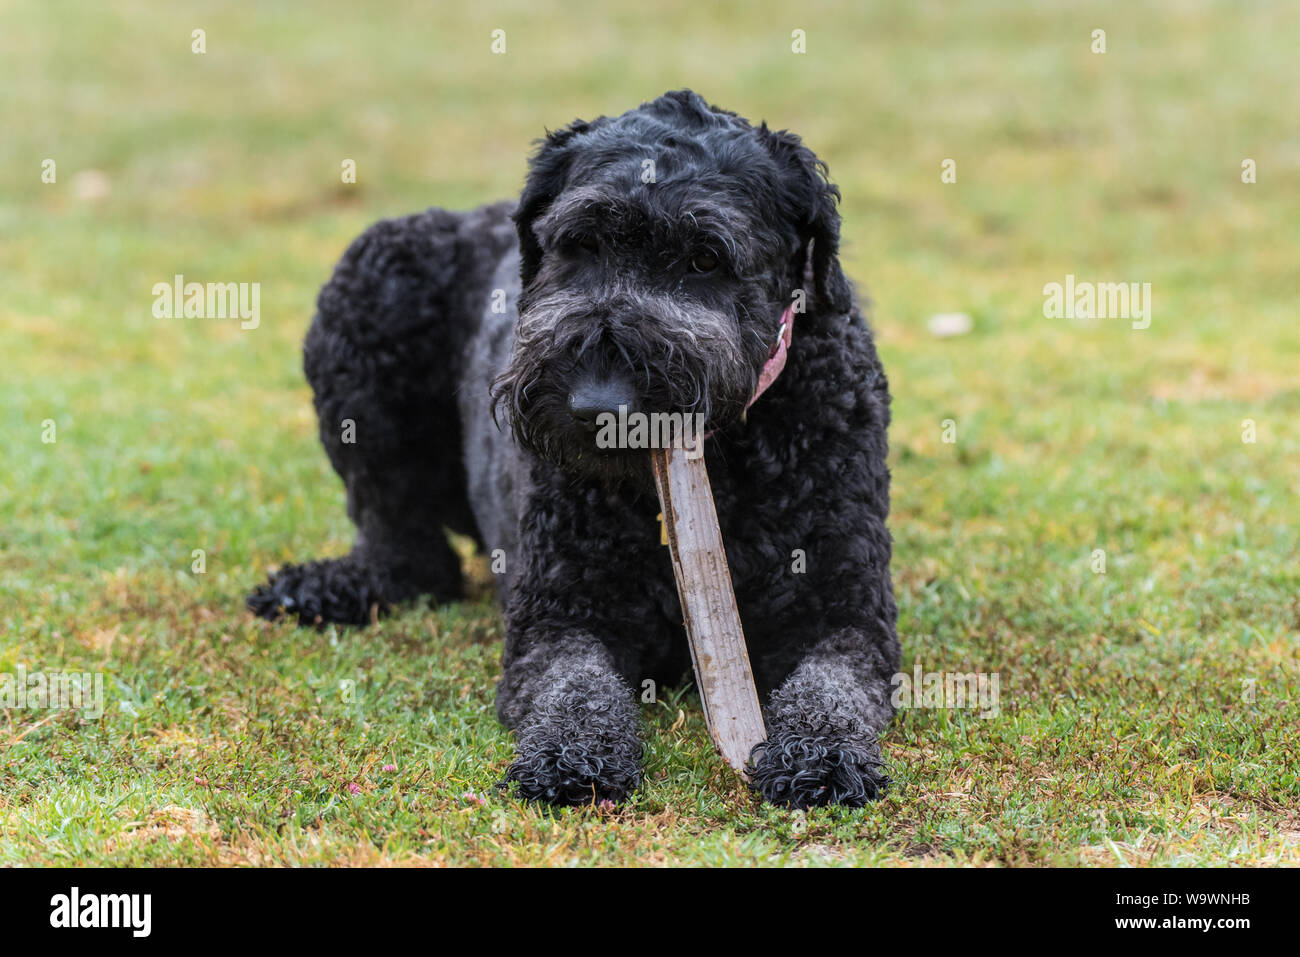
left=650, top=445, right=767, bottom=775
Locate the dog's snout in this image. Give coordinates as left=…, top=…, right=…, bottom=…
left=567, top=378, right=637, bottom=430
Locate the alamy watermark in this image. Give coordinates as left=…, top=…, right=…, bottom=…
left=50, top=887, right=150, bottom=937
left=1043, top=274, right=1151, bottom=329
left=891, top=662, right=1000, bottom=719
left=1, top=666, right=104, bottom=719
left=595, top=406, right=706, bottom=460
left=152, top=274, right=260, bottom=330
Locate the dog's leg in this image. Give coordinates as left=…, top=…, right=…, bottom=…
left=748, top=629, right=898, bottom=808
left=245, top=488, right=467, bottom=627
left=248, top=205, right=515, bottom=626
left=247, top=311, right=472, bottom=627
left=496, top=634, right=644, bottom=806
left=491, top=480, right=679, bottom=806
left=728, top=408, right=900, bottom=808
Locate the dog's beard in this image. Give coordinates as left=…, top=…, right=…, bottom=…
left=492, top=289, right=770, bottom=482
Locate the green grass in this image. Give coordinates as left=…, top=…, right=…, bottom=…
left=2, top=0, right=1297, bottom=866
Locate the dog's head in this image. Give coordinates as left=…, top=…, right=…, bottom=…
left=493, top=89, right=850, bottom=480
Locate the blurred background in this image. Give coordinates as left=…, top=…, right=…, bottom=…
left=1, top=1, right=1296, bottom=865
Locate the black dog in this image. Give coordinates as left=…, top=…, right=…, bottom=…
left=249, top=90, right=900, bottom=809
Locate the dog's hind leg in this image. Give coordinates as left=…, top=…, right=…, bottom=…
left=247, top=203, right=516, bottom=626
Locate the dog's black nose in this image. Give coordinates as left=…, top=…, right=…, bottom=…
left=568, top=378, right=637, bottom=430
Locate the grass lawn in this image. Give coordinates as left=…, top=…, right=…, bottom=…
left=1, top=0, right=1296, bottom=866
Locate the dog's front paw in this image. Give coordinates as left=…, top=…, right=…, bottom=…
left=504, top=695, right=642, bottom=806
left=749, top=729, right=889, bottom=809
left=246, top=558, right=386, bottom=627
left=505, top=737, right=642, bottom=806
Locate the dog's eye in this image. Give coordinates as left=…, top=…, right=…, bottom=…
left=567, top=235, right=598, bottom=256
left=690, top=250, right=718, bottom=273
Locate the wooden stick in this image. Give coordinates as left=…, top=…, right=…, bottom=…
left=651, top=446, right=767, bottom=776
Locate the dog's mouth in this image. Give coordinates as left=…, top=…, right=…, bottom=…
left=494, top=300, right=794, bottom=481
left=557, top=399, right=714, bottom=479
left=504, top=390, right=732, bottom=484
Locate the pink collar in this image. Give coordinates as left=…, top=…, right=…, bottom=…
left=745, top=303, right=795, bottom=410
left=699, top=304, right=794, bottom=441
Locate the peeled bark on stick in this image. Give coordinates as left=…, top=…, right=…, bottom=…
left=651, top=445, right=767, bottom=775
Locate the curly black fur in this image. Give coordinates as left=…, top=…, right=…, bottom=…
left=246, top=556, right=389, bottom=626
left=749, top=731, right=889, bottom=808
left=248, top=90, right=901, bottom=810
left=505, top=740, right=642, bottom=807
left=503, top=661, right=643, bottom=805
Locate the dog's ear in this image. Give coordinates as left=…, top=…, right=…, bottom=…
left=759, top=124, right=852, bottom=315
left=515, top=120, right=595, bottom=288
